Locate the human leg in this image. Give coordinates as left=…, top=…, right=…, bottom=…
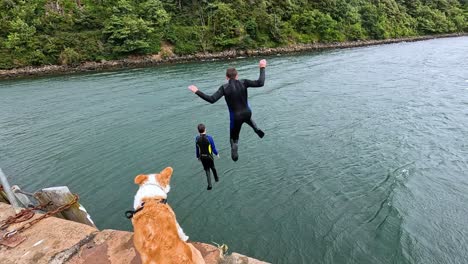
left=230, top=120, right=242, bottom=161
left=209, top=160, right=219, bottom=182
left=201, top=159, right=212, bottom=190
left=230, top=139, right=239, bottom=162
left=245, top=117, right=264, bottom=138
left=205, top=170, right=212, bottom=190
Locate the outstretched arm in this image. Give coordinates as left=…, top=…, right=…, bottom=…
left=188, top=85, right=224, bottom=104
left=242, top=59, right=266, bottom=88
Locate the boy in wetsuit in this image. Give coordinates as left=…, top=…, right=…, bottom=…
left=188, top=59, right=267, bottom=162
left=195, top=123, right=219, bottom=190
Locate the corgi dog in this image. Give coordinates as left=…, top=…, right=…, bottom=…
left=132, top=167, right=205, bottom=264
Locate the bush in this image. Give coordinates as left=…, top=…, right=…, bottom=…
left=0, top=49, right=14, bottom=69
left=59, top=47, right=81, bottom=66
left=291, top=10, right=344, bottom=43
left=28, top=49, right=47, bottom=66
left=165, top=26, right=202, bottom=55
left=245, top=20, right=258, bottom=40
left=343, top=23, right=366, bottom=41
left=210, top=2, right=243, bottom=49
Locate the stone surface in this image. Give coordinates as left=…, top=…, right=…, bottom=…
left=1, top=202, right=266, bottom=264
left=67, top=230, right=223, bottom=264
left=67, top=230, right=140, bottom=264
left=0, top=202, right=98, bottom=264
left=191, top=241, right=222, bottom=264
left=221, top=253, right=271, bottom=264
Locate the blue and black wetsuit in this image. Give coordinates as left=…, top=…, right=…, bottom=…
left=195, top=68, right=265, bottom=160
left=196, top=134, right=219, bottom=189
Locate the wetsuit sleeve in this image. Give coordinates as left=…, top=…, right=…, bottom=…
left=207, top=135, right=218, bottom=155
left=195, top=136, right=200, bottom=158
left=242, top=67, right=265, bottom=88
left=195, top=86, right=224, bottom=103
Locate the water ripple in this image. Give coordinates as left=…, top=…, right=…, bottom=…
left=1, top=37, right=468, bottom=264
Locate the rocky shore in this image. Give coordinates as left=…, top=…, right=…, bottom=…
left=0, top=202, right=269, bottom=264
left=0, top=33, right=465, bottom=80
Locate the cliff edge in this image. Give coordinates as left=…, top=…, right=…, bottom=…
left=0, top=202, right=268, bottom=264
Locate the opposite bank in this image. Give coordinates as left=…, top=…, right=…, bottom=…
left=0, top=33, right=466, bottom=80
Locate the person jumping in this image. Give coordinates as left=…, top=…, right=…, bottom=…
left=195, top=123, right=219, bottom=190
left=189, top=59, right=267, bottom=161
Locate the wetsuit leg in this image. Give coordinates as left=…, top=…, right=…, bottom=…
left=230, top=120, right=243, bottom=142
left=205, top=170, right=212, bottom=190
left=230, top=117, right=243, bottom=162
left=245, top=117, right=264, bottom=138
left=204, top=158, right=217, bottom=181
left=230, top=111, right=256, bottom=161
left=230, top=139, right=239, bottom=162
left=210, top=161, right=219, bottom=182
left=201, top=158, right=212, bottom=190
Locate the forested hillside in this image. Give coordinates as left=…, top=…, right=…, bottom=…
left=0, top=0, right=466, bottom=69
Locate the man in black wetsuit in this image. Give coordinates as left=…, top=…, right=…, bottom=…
left=188, top=59, right=267, bottom=161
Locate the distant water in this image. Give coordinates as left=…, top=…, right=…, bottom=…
left=1, top=37, right=467, bottom=263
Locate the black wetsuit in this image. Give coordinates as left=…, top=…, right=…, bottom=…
left=196, top=134, right=218, bottom=189
left=195, top=68, right=266, bottom=143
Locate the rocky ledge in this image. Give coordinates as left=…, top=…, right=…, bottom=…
left=0, top=202, right=269, bottom=264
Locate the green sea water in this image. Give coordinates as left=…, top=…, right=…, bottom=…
left=1, top=37, right=467, bottom=263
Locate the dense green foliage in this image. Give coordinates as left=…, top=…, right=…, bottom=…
left=0, top=0, right=466, bottom=69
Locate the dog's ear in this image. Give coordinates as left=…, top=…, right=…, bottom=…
left=157, top=167, right=173, bottom=190
left=134, top=174, right=148, bottom=185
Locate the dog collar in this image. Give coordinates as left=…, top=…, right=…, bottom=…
left=125, top=198, right=167, bottom=219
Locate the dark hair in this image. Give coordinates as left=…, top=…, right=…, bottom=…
left=226, top=68, right=238, bottom=79
left=197, top=123, right=206, bottom=133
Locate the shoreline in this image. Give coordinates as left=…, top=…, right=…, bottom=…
left=0, top=33, right=465, bottom=80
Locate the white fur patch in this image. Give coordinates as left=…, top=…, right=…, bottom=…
left=133, top=174, right=170, bottom=209
left=176, top=222, right=189, bottom=242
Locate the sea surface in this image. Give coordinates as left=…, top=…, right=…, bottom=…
left=1, top=36, right=467, bottom=263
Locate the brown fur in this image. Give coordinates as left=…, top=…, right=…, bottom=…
left=156, top=167, right=172, bottom=189
left=132, top=167, right=205, bottom=264
left=134, top=174, right=148, bottom=185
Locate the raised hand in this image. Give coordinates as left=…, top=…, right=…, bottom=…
left=259, top=59, right=267, bottom=68
left=188, top=85, right=199, bottom=93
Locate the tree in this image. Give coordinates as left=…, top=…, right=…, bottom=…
left=360, top=3, right=388, bottom=39
left=102, top=0, right=166, bottom=54
left=104, top=15, right=158, bottom=54
left=0, top=0, right=467, bottom=69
